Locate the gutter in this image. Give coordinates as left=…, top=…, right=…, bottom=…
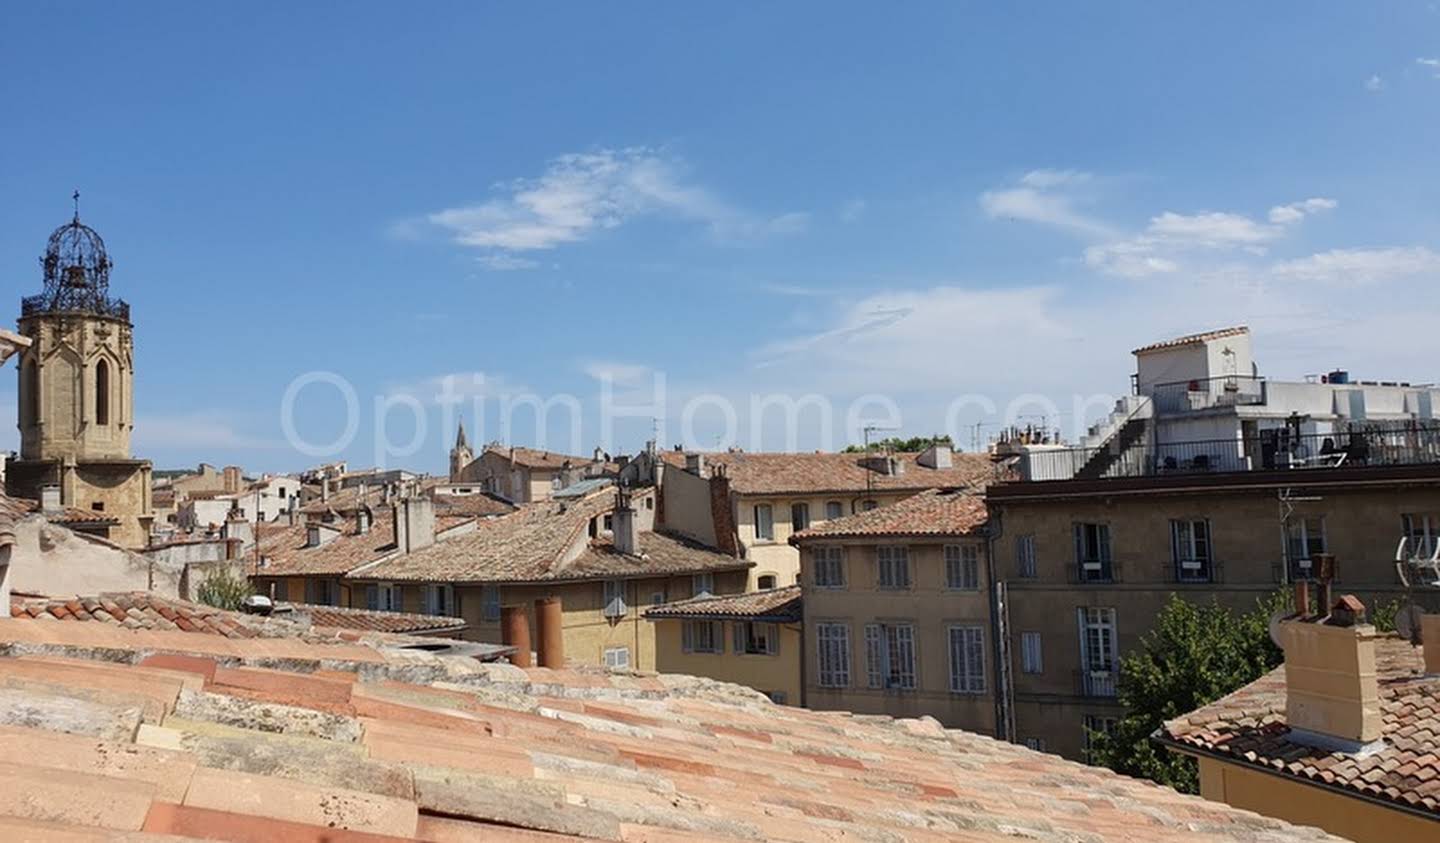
left=1150, top=729, right=1440, bottom=825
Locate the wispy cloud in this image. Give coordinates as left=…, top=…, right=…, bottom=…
left=1270, top=246, right=1440, bottom=286
left=758, top=283, right=830, bottom=297
left=390, top=371, right=530, bottom=404
left=1418, top=57, right=1440, bottom=78
left=1365, top=74, right=1385, bottom=92
left=839, top=198, right=867, bottom=223
left=416, top=148, right=806, bottom=264
left=979, top=170, right=1114, bottom=238
left=1084, top=198, right=1336, bottom=278
left=476, top=253, right=539, bottom=271
left=133, top=412, right=285, bottom=451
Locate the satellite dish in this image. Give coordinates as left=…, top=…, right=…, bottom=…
left=1396, top=603, right=1425, bottom=645
left=1268, top=608, right=1291, bottom=649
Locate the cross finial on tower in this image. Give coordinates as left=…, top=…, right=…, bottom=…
left=72, top=190, right=80, bottom=222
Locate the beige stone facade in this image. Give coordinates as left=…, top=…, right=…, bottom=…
left=8, top=216, right=153, bottom=548
left=989, top=468, right=1440, bottom=760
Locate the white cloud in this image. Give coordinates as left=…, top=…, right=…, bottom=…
left=476, top=253, right=539, bottom=271
left=758, top=283, right=830, bottom=297
left=1268, top=197, right=1337, bottom=225
left=1365, top=74, right=1385, bottom=92
left=1084, top=199, right=1336, bottom=278
left=839, top=198, right=867, bottom=223
left=420, top=148, right=805, bottom=258
left=1269, top=247, right=1440, bottom=285
left=1418, top=58, right=1440, bottom=77
left=582, top=360, right=653, bottom=387
left=979, top=170, right=1114, bottom=238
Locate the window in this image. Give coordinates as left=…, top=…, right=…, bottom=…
left=861, top=500, right=878, bottom=511
left=1023, top=737, right=1047, bottom=752
left=1078, top=607, right=1118, bottom=697
left=21, top=359, right=38, bottom=426
left=90, top=501, right=105, bottom=512
left=757, top=574, right=777, bottom=590
left=791, top=502, right=810, bottom=533
left=603, top=646, right=630, bottom=669
left=682, top=620, right=722, bottom=653
left=945, top=544, right=981, bottom=590
left=1170, top=519, right=1213, bottom=582
left=947, top=625, right=985, bottom=694
left=603, top=514, right=614, bottom=532
left=1073, top=523, right=1113, bottom=581
left=366, top=582, right=398, bottom=611
left=1403, top=514, right=1439, bottom=560
left=305, top=578, right=336, bottom=606
left=734, top=621, right=778, bottom=655
left=602, top=579, right=627, bottom=617
left=424, top=584, right=456, bottom=616
left=691, top=573, right=714, bottom=597
left=876, top=546, right=910, bottom=589
left=865, top=623, right=917, bottom=690
left=1286, top=516, right=1327, bottom=578
left=1020, top=631, right=1043, bottom=674
left=766, top=691, right=788, bottom=705
left=1083, top=715, right=1118, bottom=760
left=270, top=579, right=289, bottom=602
left=816, top=623, right=851, bottom=687
left=754, top=504, right=774, bottom=541
left=94, top=359, right=109, bottom=425
left=482, top=586, right=501, bottom=622
left=650, top=591, right=665, bottom=605
left=813, top=547, right=845, bottom=588
left=1016, top=534, right=1037, bottom=578
left=825, top=501, right=843, bottom=520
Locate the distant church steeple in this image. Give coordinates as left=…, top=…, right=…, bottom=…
left=449, top=417, right=474, bottom=481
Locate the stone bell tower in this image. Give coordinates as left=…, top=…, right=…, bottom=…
left=449, top=418, right=474, bottom=481
left=8, top=198, right=153, bottom=547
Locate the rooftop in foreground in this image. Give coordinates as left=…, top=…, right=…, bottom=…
left=0, top=603, right=1342, bottom=841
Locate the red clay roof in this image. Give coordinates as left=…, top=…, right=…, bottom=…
left=1161, top=636, right=1440, bottom=817
left=646, top=585, right=802, bottom=622
left=790, top=488, right=987, bottom=542
left=0, top=614, right=1340, bottom=841
left=431, top=492, right=515, bottom=518
left=662, top=450, right=997, bottom=496
left=10, top=592, right=366, bottom=644
left=484, top=444, right=591, bottom=470
left=254, top=512, right=403, bottom=577
left=1132, top=325, right=1249, bottom=355
left=282, top=602, right=467, bottom=636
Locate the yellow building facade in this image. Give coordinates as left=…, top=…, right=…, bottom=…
left=646, top=586, right=803, bottom=705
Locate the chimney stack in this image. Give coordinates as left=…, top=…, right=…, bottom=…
left=40, top=484, right=62, bottom=515
left=501, top=606, right=533, bottom=668
left=392, top=496, right=435, bottom=554
left=1281, top=594, right=1383, bottom=753
left=612, top=490, right=639, bottom=555
left=535, top=597, right=564, bottom=668
left=917, top=442, right=953, bottom=469
left=356, top=505, right=372, bottom=535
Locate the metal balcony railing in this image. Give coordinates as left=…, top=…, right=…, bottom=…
left=1149, top=376, right=1266, bottom=414
left=1076, top=669, right=1119, bottom=698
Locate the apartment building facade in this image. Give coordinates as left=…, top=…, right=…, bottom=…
left=989, top=326, right=1440, bottom=759
left=645, top=585, right=803, bottom=705
left=791, top=488, right=996, bottom=734
left=659, top=445, right=995, bottom=591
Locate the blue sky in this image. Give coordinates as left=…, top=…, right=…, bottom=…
left=3, top=2, right=1439, bottom=474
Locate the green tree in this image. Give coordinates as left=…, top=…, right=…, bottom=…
left=842, top=435, right=954, bottom=453
left=195, top=566, right=253, bottom=612
left=1086, top=591, right=1289, bottom=793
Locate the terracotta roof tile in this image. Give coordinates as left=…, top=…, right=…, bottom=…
left=283, top=602, right=467, bottom=636
left=0, top=613, right=1342, bottom=842
left=254, top=513, right=402, bottom=577
left=1132, top=325, right=1249, bottom=355
left=660, top=450, right=998, bottom=496
left=1161, top=636, right=1440, bottom=819
left=790, top=487, right=987, bottom=542
left=484, top=445, right=593, bottom=470
left=645, top=586, right=802, bottom=622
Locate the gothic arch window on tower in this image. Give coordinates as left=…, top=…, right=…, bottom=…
left=95, top=358, right=110, bottom=425
left=21, top=357, right=38, bottom=426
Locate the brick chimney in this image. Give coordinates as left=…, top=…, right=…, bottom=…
left=708, top=465, right=739, bottom=557
left=40, top=484, right=62, bottom=515
left=1281, top=594, right=1383, bottom=753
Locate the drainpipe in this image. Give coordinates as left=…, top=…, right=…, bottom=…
left=986, top=506, right=1015, bottom=743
